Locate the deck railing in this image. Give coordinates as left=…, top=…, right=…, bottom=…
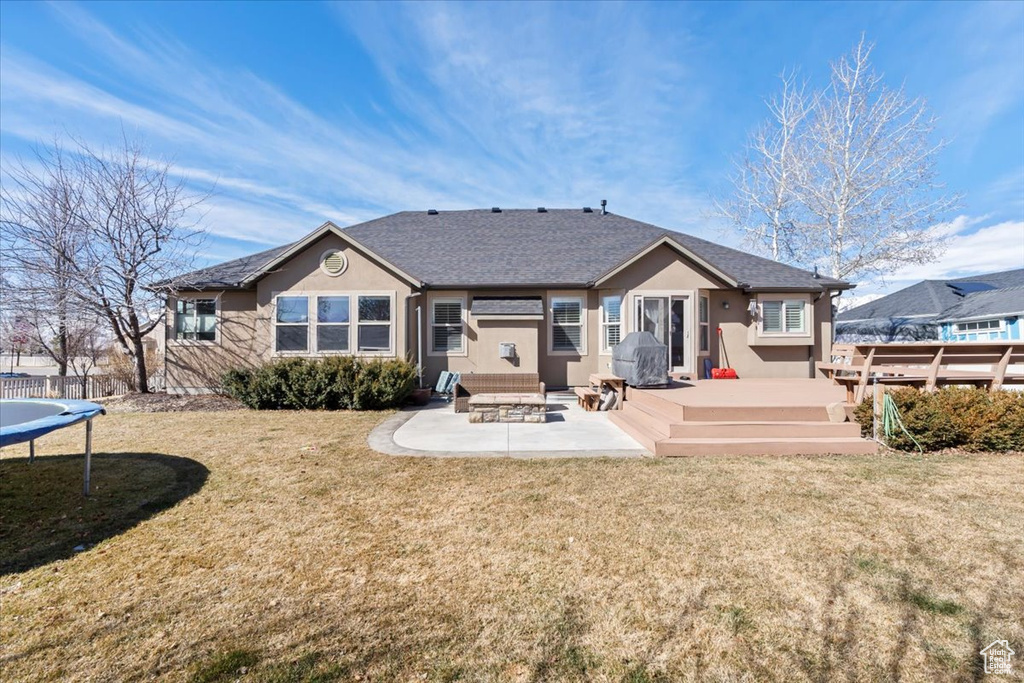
left=819, top=341, right=1024, bottom=402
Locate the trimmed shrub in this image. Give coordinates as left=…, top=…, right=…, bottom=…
left=855, top=386, right=1024, bottom=452
left=220, top=357, right=416, bottom=410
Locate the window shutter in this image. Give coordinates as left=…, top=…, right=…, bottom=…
left=433, top=301, right=462, bottom=352
left=762, top=301, right=782, bottom=333
left=784, top=301, right=805, bottom=333
left=434, top=302, right=462, bottom=326
left=553, top=300, right=582, bottom=325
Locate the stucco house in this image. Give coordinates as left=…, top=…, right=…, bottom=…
left=159, top=208, right=851, bottom=394
left=836, top=268, right=1024, bottom=343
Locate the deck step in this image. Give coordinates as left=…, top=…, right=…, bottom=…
left=623, top=386, right=832, bottom=422
left=667, top=420, right=862, bottom=438
left=657, top=437, right=877, bottom=457
left=607, top=410, right=660, bottom=453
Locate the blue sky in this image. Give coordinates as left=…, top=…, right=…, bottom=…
left=1, top=1, right=1022, bottom=299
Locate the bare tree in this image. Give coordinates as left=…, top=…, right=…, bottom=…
left=717, top=37, right=960, bottom=282
left=715, top=72, right=810, bottom=262
left=0, top=141, right=85, bottom=377
left=1, top=135, right=206, bottom=392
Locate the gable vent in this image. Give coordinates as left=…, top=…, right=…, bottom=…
left=491, top=207, right=501, bottom=213
left=320, top=249, right=348, bottom=277
left=427, top=209, right=438, bottom=215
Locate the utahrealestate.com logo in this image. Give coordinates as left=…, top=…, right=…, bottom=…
left=980, top=640, right=1015, bottom=675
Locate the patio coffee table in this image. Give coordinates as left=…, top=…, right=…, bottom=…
left=467, top=393, right=547, bottom=423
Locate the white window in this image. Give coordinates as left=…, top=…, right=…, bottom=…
left=551, top=296, right=585, bottom=353
left=357, top=295, right=392, bottom=352
left=275, top=295, right=309, bottom=352
left=601, top=295, right=622, bottom=353
left=316, top=296, right=350, bottom=352
left=432, top=298, right=464, bottom=353
left=761, top=299, right=806, bottom=335
left=699, top=295, right=709, bottom=353
left=953, top=319, right=1004, bottom=333
left=175, top=298, right=217, bottom=341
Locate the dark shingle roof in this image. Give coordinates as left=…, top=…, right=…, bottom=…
left=838, top=268, right=1024, bottom=323
left=470, top=296, right=544, bottom=317
left=937, top=285, right=1024, bottom=322
left=166, top=209, right=849, bottom=291
left=158, top=242, right=296, bottom=290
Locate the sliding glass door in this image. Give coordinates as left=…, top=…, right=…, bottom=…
left=635, top=294, right=692, bottom=373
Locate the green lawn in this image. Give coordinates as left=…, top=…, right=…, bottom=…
left=1, top=410, right=1021, bottom=682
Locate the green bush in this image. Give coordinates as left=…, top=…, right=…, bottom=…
left=854, top=386, right=1024, bottom=452
left=221, top=357, right=417, bottom=411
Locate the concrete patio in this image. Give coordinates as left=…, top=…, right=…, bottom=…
left=369, top=394, right=647, bottom=458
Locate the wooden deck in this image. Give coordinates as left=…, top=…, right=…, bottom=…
left=609, top=379, right=876, bottom=457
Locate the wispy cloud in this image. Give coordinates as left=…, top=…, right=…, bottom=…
left=1, top=1, right=715, bottom=267
left=854, top=215, right=1024, bottom=298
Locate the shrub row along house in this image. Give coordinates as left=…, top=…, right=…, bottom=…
left=157, top=208, right=851, bottom=394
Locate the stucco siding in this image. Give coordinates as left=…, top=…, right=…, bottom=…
left=165, top=290, right=261, bottom=392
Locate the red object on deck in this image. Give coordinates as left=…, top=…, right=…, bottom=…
left=711, top=368, right=738, bottom=379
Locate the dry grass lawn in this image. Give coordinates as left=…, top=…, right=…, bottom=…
left=1, top=410, right=1022, bottom=682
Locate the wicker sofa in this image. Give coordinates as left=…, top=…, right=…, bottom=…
left=453, top=373, right=546, bottom=413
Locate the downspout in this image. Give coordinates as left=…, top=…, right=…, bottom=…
left=405, top=291, right=423, bottom=388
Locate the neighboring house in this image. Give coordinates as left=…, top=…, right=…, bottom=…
left=836, top=268, right=1024, bottom=343
left=156, top=208, right=851, bottom=394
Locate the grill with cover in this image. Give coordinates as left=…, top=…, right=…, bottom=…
left=612, top=331, right=669, bottom=387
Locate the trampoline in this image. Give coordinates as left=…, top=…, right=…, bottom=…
left=0, top=399, right=106, bottom=495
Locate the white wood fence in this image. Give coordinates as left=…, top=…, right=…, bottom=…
left=0, top=374, right=163, bottom=400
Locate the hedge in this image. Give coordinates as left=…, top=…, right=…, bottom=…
left=854, top=386, right=1024, bottom=452
left=222, top=357, right=417, bottom=410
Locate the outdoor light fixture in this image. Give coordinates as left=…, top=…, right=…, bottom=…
left=722, top=301, right=730, bottom=309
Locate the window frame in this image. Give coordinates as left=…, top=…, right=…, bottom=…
left=271, top=291, right=396, bottom=356
left=171, top=295, right=220, bottom=345
left=759, top=298, right=807, bottom=336
left=355, top=294, right=395, bottom=355
left=600, top=294, right=623, bottom=355
left=429, top=296, right=466, bottom=356
left=315, top=295, right=351, bottom=353
left=549, top=294, right=587, bottom=355
left=273, top=294, right=311, bottom=354
left=952, top=318, right=1005, bottom=334
left=698, top=294, right=710, bottom=354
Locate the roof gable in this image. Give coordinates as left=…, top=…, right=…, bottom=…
left=243, top=221, right=422, bottom=288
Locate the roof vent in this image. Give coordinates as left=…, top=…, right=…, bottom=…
left=600, top=199, right=607, bottom=215
left=427, top=209, right=438, bottom=215
left=320, top=249, right=348, bottom=277
left=491, top=207, right=501, bottom=213
left=537, top=207, right=547, bottom=213
left=582, top=206, right=593, bottom=213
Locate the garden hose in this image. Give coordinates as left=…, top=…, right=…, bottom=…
left=881, top=391, right=924, bottom=453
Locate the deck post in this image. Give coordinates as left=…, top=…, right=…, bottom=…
left=992, top=346, right=1013, bottom=391
left=29, top=439, right=35, bottom=464
left=83, top=419, right=93, bottom=497
left=872, top=380, right=883, bottom=444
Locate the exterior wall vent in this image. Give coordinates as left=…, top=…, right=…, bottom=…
left=320, top=249, right=348, bottom=277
